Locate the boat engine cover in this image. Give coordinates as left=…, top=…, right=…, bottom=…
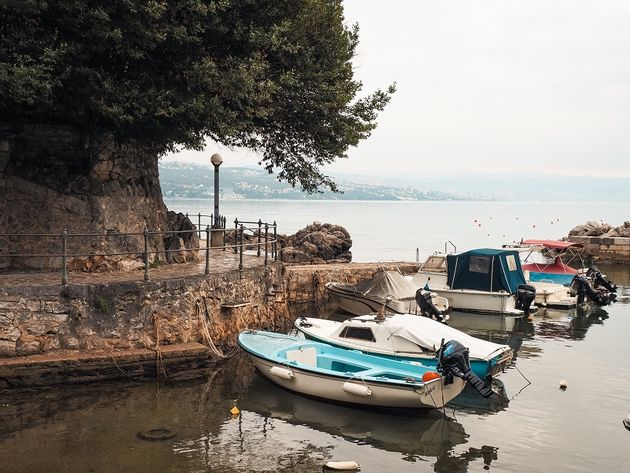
left=437, top=340, right=494, bottom=398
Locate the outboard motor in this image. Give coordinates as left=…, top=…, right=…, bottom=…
left=436, top=340, right=494, bottom=398
left=586, top=266, right=617, bottom=293
left=415, top=288, right=448, bottom=323
left=572, top=275, right=614, bottom=306
left=514, top=284, right=536, bottom=319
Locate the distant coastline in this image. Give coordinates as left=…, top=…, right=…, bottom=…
left=160, top=161, right=630, bottom=202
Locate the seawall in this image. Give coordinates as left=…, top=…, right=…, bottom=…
left=567, top=236, right=630, bottom=264
left=0, top=261, right=419, bottom=388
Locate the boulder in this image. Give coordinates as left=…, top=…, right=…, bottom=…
left=608, top=221, right=630, bottom=237
left=164, top=211, right=199, bottom=263
left=569, top=221, right=611, bottom=237
left=279, top=222, right=352, bottom=263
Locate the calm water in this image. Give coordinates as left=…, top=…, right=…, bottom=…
left=2, top=200, right=630, bottom=472
left=165, top=199, right=630, bottom=262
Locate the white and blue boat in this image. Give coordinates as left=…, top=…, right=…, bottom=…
left=238, top=330, right=467, bottom=409
left=294, top=313, right=512, bottom=380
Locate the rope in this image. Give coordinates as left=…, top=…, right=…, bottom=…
left=510, top=364, right=532, bottom=400
left=75, top=315, right=133, bottom=379
left=196, top=298, right=239, bottom=359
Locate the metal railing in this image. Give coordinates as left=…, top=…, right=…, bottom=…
left=0, top=218, right=278, bottom=284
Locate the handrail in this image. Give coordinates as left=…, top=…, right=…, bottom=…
left=0, top=217, right=279, bottom=284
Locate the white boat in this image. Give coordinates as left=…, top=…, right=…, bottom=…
left=294, top=313, right=512, bottom=380
left=238, top=330, right=467, bottom=409
left=325, top=270, right=449, bottom=319
left=411, top=249, right=537, bottom=317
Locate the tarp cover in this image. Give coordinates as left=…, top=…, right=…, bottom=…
left=447, top=248, right=526, bottom=294
left=353, top=271, right=418, bottom=300
left=369, top=314, right=509, bottom=361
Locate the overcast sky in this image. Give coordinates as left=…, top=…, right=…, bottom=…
left=163, top=0, right=630, bottom=178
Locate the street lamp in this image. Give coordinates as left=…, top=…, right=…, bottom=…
left=210, top=153, right=223, bottom=227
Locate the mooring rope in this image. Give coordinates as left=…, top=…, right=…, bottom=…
left=196, top=298, right=239, bottom=359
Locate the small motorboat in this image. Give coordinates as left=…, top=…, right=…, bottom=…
left=294, top=313, right=512, bottom=380
left=411, top=249, right=537, bottom=317
left=510, top=239, right=616, bottom=306
left=325, top=270, right=449, bottom=320
left=238, top=330, right=470, bottom=409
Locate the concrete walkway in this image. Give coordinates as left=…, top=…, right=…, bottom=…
left=0, top=249, right=271, bottom=288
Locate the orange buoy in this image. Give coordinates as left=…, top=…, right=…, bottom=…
left=422, top=371, right=441, bottom=382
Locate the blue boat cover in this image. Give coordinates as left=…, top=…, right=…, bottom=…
left=447, top=249, right=526, bottom=294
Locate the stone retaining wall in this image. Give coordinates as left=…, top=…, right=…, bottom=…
left=0, top=261, right=421, bottom=386
left=0, top=263, right=288, bottom=359
left=567, top=236, right=630, bottom=264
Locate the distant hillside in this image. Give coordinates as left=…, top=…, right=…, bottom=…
left=159, top=162, right=468, bottom=201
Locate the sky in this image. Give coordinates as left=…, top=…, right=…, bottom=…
left=162, top=0, right=630, bottom=178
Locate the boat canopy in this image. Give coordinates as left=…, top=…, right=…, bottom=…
left=354, top=271, right=418, bottom=300
left=521, top=239, right=584, bottom=251
left=446, top=248, right=526, bottom=294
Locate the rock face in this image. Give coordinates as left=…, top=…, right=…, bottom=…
left=0, top=123, right=168, bottom=270
left=569, top=220, right=630, bottom=238
left=280, top=222, right=352, bottom=263
left=164, top=211, right=200, bottom=263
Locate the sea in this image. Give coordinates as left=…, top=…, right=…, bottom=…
left=162, top=199, right=630, bottom=262
left=1, top=199, right=630, bottom=473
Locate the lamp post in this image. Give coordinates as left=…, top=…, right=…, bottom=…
left=210, top=153, right=223, bottom=247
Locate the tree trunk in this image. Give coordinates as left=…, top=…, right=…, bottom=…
left=0, top=124, right=168, bottom=270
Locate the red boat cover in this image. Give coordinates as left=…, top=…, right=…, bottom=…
left=522, top=239, right=584, bottom=250
left=522, top=258, right=578, bottom=275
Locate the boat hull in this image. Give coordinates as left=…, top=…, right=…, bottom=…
left=249, top=352, right=465, bottom=409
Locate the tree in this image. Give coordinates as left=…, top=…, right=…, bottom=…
left=0, top=0, right=394, bottom=193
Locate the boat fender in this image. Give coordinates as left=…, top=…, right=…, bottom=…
left=342, top=382, right=372, bottom=397
left=270, top=366, right=295, bottom=380
left=324, top=460, right=361, bottom=471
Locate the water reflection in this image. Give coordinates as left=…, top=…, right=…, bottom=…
left=239, top=374, right=500, bottom=471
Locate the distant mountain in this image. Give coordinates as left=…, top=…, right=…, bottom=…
left=158, top=162, right=469, bottom=201
left=159, top=162, right=630, bottom=201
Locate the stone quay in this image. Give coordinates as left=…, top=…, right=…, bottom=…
left=0, top=248, right=419, bottom=389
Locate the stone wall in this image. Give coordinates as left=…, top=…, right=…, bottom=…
left=0, top=261, right=421, bottom=362
left=567, top=236, right=630, bottom=264
left=0, top=263, right=288, bottom=359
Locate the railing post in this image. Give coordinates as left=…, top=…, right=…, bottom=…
left=257, top=219, right=262, bottom=257
left=205, top=225, right=210, bottom=275
left=143, top=227, right=150, bottom=281
left=264, top=223, right=269, bottom=267
left=61, top=227, right=68, bottom=285
left=273, top=221, right=278, bottom=261
left=198, top=212, right=202, bottom=239
left=416, top=248, right=419, bottom=263
left=222, top=217, right=227, bottom=251
left=239, top=224, right=244, bottom=277
left=234, top=219, right=239, bottom=254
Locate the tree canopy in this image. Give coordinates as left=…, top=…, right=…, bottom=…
left=0, top=0, right=394, bottom=192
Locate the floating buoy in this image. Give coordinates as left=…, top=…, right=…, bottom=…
left=324, top=460, right=361, bottom=471
left=623, top=414, right=630, bottom=431
left=559, top=379, right=568, bottom=390
left=422, top=371, right=441, bottom=382
left=230, top=406, right=240, bottom=416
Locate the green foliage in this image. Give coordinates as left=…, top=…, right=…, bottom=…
left=94, top=296, right=110, bottom=315
left=0, top=0, right=394, bottom=193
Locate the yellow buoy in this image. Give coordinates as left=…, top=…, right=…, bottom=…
left=230, top=406, right=240, bottom=416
